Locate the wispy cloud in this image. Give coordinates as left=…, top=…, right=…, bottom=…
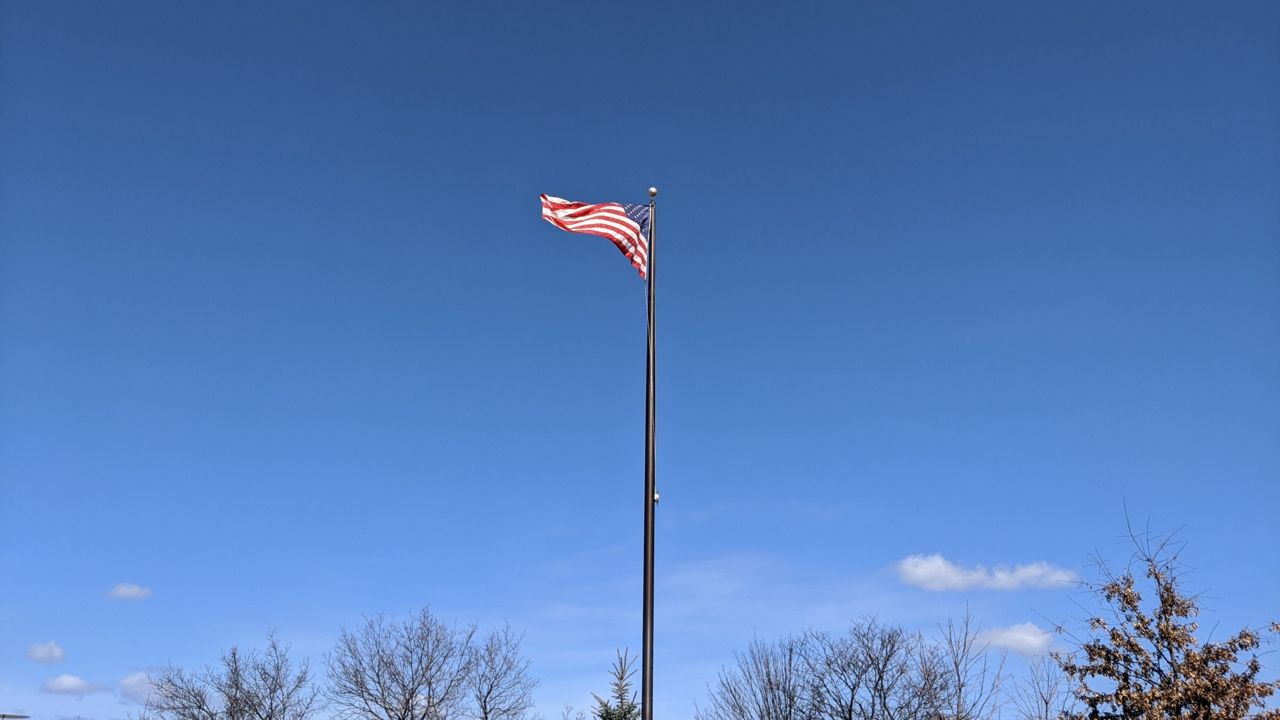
left=26, top=640, right=66, bottom=663
left=120, top=672, right=153, bottom=705
left=108, top=582, right=152, bottom=600
left=978, top=622, right=1054, bottom=656
left=42, top=674, right=107, bottom=698
left=896, top=554, right=1077, bottom=591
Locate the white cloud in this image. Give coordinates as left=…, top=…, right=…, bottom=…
left=26, top=640, right=66, bottom=663
left=896, top=554, right=1077, bottom=591
left=42, top=674, right=107, bottom=698
left=978, top=622, right=1054, bottom=656
left=108, top=582, right=152, bottom=600
left=119, top=672, right=153, bottom=705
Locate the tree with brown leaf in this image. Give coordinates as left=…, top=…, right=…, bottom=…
left=1053, top=529, right=1279, bottom=719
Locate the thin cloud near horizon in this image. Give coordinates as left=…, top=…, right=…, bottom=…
left=41, top=674, right=107, bottom=698
left=120, top=671, right=153, bottom=705
left=26, top=641, right=65, bottom=663
left=978, top=622, right=1055, bottom=656
left=108, top=582, right=152, bottom=600
left=896, top=554, right=1078, bottom=591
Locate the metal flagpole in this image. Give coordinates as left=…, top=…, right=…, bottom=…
left=641, top=186, right=658, bottom=720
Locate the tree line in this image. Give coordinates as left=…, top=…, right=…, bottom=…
left=145, top=611, right=536, bottom=720
left=694, top=614, right=1003, bottom=720
left=142, top=533, right=1278, bottom=720
left=692, top=531, right=1278, bottom=720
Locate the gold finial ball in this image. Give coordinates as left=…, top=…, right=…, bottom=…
left=648, top=187, right=658, bottom=198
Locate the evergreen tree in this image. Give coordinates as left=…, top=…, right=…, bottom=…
left=591, top=650, right=640, bottom=720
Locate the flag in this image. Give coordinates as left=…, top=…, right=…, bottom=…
left=540, top=194, right=651, bottom=278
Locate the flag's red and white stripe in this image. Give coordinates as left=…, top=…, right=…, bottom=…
left=540, top=194, right=649, bottom=278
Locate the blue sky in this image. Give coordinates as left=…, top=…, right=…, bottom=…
left=2, top=1, right=1278, bottom=717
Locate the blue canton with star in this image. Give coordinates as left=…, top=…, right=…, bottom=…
left=622, top=203, right=651, bottom=238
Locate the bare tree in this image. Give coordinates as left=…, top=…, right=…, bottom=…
left=800, top=619, right=954, bottom=720
left=470, top=625, right=536, bottom=720
left=848, top=619, right=945, bottom=720
left=147, top=633, right=319, bottom=720
left=937, top=613, right=1004, bottom=720
left=1011, top=658, right=1074, bottom=720
left=803, top=628, right=870, bottom=720
left=327, top=609, right=478, bottom=720
left=695, top=635, right=814, bottom=720
left=700, top=618, right=1007, bottom=720
left=1054, top=527, right=1280, bottom=719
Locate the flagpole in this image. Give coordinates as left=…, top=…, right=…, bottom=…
left=641, top=186, right=658, bottom=720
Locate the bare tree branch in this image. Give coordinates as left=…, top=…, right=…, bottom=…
left=938, top=611, right=1004, bottom=720
left=327, top=609, right=478, bottom=720
left=148, top=633, right=318, bottom=720
left=470, top=624, right=536, bottom=720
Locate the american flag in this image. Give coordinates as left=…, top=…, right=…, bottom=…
left=540, top=194, right=651, bottom=278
